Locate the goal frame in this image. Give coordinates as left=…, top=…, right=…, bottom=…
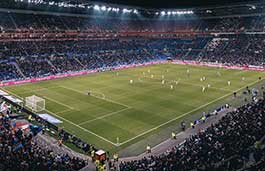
left=25, top=95, right=45, bottom=112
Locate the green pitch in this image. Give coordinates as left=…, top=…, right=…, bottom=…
left=3, top=63, right=265, bottom=153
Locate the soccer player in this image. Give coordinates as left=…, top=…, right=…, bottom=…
left=202, top=86, right=206, bottom=92
left=162, top=80, right=165, bottom=85
left=228, top=81, right=231, bottom=86
left=130, top=80, right=133, bottom=84
left=217, top=71, right=221, bottom=77
left=170, top=85, right=174, bottom=90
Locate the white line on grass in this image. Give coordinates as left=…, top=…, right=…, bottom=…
left=44, top=108, right=118, bottom=146
left=118, top=77, right=265, bottom=146
left=179, top=81, right=232, bottom=92
left=1, top=87, right=118, bottom=146
left=60, top=85, right=131, bottom=108
left=43, top=95, right=75, bottom=110
left=143, top=76, right=232, bottom=92
left=56, top=109, right=73, bottom=114
left=78, top=107, right=132, bottom=126
left=1, top=88, right=24, bottom=99
left=19, top=86, right=60, bottom=95
left=2, top=76, right=264, bottom=147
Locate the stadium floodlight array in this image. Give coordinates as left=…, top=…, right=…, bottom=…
left=25, top=95, right=45, bottom=112
left=14, top=0, right=138, bottom=14
left=94, top=5, right=137, bottom=14
left=159, top=10, right=194, bottom=16
left=14, top=0, right=193, bottom=16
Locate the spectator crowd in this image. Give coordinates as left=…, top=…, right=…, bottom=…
left=0, top=9, right=265, bottom=171
left=119, top=99, right=265, bottom=171
left=0, top=12, right=265, bottom=82
left=0, top=112, right=87, bottom=170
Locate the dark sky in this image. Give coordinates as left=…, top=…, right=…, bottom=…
left=95, top=0, right=257, bottom=8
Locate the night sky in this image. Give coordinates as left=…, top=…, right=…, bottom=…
left=94, top=0, right=257, bottom=8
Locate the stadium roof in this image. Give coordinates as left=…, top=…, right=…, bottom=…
left=3, top=0, right=265, bottom=20
left=42, top=0, right=259, bottom=9
left=93, top=0, right=259, bottom=9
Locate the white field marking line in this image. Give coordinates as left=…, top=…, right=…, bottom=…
left=234, top=70, right=249, bottom=75
left=118, top=77, right=265, bottom=146
left=19, top=86, right=60, bottom=95
left=143, top=75, right=232, bottom=92
left=78, top=107, right=132, bottom=126
left=179, top=80, right=233, bottom=92
left=44, top=108, right=118, bottom=146
left=1, top=87, right=118, bottom=146
left=56, top=109, right=73, bottom=115
left=42, top=95, right=75, bottom=110
left=59, top=85, right=132, bottom=108
left=1, top=88, right=24, bottom=99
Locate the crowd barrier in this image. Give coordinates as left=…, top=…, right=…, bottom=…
left=0, top=60, right=264, bottom=156
left=1, top=60, right=264, bottom=87
left=0, top=94, right=98, bottom=154
left=0, top=60, right=168, bottom=87
left=172, top=60, right=265, bottom=71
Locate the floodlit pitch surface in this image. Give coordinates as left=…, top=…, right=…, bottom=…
left=3, top=63, right=265, bottom=152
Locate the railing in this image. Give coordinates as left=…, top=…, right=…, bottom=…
left=0, top=94, right=98, bottom=155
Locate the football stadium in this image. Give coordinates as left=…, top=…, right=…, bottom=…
left=0, top=0, right=265, bottom=171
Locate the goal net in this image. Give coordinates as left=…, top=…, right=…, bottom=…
left=25, top=95, right=45, bottom=112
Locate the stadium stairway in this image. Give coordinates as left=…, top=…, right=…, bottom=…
left=13, top=62, right=26, bottom=79
left=119, top=107, right=234, bottom=162
left=36, top=134, right=97, bottom=171
left=74, top=57, right=86, bottom=69
left=8, top=14, right=18, bottom=29
left=45, top=58, right=59, bottom=72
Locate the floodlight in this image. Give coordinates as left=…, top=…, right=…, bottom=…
left=101, top=6, right=106, bottom=11
left=93, top=5, right=100, bottom=10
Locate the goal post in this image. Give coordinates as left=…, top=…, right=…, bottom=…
left=25, top=95, right=45, bottom=112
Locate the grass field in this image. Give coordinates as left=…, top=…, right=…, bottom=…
left=2, top=63, right=265, bottom=154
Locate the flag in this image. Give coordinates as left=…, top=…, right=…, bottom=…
left=30, top=125, right=43, bottom=136
left=0, top=102, right=8, bottom=112
left=13, top=143, right=23, bottom=152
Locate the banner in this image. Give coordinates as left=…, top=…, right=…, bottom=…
left=38, top=114, right=63, bottom=124
left=1, top=60, right=264, bottom=87
left=0, top=60, right=168, bottom=87
left=172, top=60, right=265, bottom=71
